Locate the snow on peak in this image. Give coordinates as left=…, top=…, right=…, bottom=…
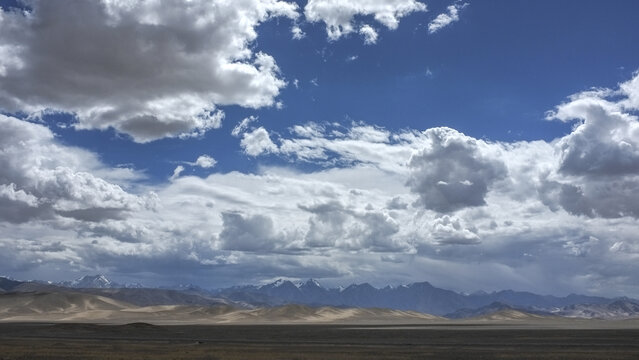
left=70, top=274, right=113, bottom=288
left=305, top=278, right=322, bottom=288
left=259, top=278, right=293, bottom=289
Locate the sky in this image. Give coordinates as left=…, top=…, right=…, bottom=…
left=1, top=0, right=639, bottom=296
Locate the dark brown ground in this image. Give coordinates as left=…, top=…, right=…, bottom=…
left=1, top=322, right=639, bottom=359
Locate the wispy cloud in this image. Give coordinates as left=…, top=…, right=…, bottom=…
left=428, top=2, right=469, bottom=34
left=305, top=0, right=427, bottom=42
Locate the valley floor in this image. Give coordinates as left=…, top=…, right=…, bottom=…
left=1, top=322, right=639, bottom=359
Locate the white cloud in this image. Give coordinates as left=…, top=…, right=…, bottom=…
left=194, top=155, right=217, bottom=169
left=3, top=72, right=639, bottom=297
left=550, top=95, right=639, bottom=177
left=241, top=127, right=279, bottom=156
left=292, top=25, right=306, bottom=39
left=430, top=215, right=480, bottom=245
left=300, top=201, right=348, bottom=247
left=543, top=72, right=639, bottom=218
left=232, top=116, right=259, bottom=138
left=170, top=166, right=185, bottom=181
left=407, top=127, right=507, bottom=213
left=386, top=196, right=408, bottom=210
left=291, top=123, right=325, bottom=138
left=219, top=211, right=280, bottom=252
left=300, top=200, right=404, bottom=251
left=305, top=0, right=426, bottom=41
left=359, top=24, right=379, bottom=45
left=428, top=3, right=468, bottom=34
left=0, top=114, right=152, bottom=224
left=0, top=0, right=299, bottom=142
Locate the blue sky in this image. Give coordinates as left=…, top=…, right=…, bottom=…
left=1, top=0, right=639, bottom=296
left=43, top=0, right=639, bottom=179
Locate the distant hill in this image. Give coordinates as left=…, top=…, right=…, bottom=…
left=553, top=300, right=639, bottom=319
left=2, top=275, right=638, bottom=319
left=0, top=276, right=231, bottom=308
left=0, top=277, right=23, bottom=292
left=0, top=291, right=133, bottom=317
left=0, top=292, right=442, bottom=324
left=57, top=275, right=142, bottom=289
left=470, top=309, right=550, bottom=321
left=212, top=279, right=616, bottom=316
left=74, top=288, right=232, bottom=307
left=445, top=302, right=553, bottom=319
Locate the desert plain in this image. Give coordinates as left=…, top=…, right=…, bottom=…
left=1, top=291, right=639, bottom=359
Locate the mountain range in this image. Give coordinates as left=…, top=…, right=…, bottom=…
left=57, top=275, right=143, bottom=289
left=2, top=275, right=639, bottom=320
left=210, top=278, right=620, bottom=316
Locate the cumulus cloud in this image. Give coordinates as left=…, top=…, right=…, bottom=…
left=0, top=0, right=298, bottom=142
left=300, top=201, right=348, bottom=248
left=304, top=0, right=426, bottom=41
left=300, top=200, right=404, bottom=251
left=0, top=115, right=151, bottom=223
left=359, top=24, right=378, bottom=44
left=219, top=211, right=281, bottom=252
left=550, top=94, right=639, bottom=178
left=241, top=127, right=279, bottom=156
left=543, top=72, right=639, bottom=218
left=540, top=176, right=639, bottom=219
left=386, top=196, right=408, bottom=210
left=430, top=215, right=480, bottom=245
left=0, top=183, right=42, bottom=224
left=4, top=71, right=639, bottom=296
left=193, top=155, right=217, bottom=169
left=428, top=2, right=468, bottom=34
left=291, top=25, right=306, bottom=39
left=407, top=127, right=507, bottom=213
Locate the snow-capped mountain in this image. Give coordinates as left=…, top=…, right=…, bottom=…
left=3, top=274, right=638, bottom=319
left=213, top=279, right=620, bottom=316
left=297, top=279, right=322, bottom=289
left=57, top=274, right=143, bottom=289
left=553, top=300, right=639, bottom=319
left=75, top=275, right=112, bottom=288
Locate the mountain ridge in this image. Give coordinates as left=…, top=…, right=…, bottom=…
left=2, top=275, right=638, bottom=319
left=211, top=278, right=619, bottom=316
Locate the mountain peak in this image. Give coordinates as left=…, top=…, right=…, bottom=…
left=260, top=278, right=297, bottom=289
left=66, top=274, right=114, bottom=288
left=273, top=279, right=288, bottom=287
left=409, top=281, right=433, bottom=289
left=300, top=278, right=322, bottom=288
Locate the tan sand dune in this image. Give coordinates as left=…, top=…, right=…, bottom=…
left=0, top=292, right=445, bottom=324
left=0, top=291, right=134, bottom=315
left=470, top=309, right=551, bottom=321
left=204, top=305, right=444, bottom=324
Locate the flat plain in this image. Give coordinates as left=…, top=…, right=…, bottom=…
left=1, top=322, right=639, bottom=359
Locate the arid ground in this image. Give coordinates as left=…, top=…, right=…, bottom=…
left=1, top=322, right=639, bottom=359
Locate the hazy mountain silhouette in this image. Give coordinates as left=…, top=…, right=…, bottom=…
left=213, top=279, right=618, bottom=316
left=2, top=275, right=636, bottom=318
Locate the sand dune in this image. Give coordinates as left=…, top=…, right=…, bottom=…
left=211, top=305, right=444, bottom=324
left=471, top=309, right=551, bottom=321
left=2, top=292, right=634, bottom=328
left=0, top=292, right=133, bottom=314
left=0, top=292, right=444, bottom=324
